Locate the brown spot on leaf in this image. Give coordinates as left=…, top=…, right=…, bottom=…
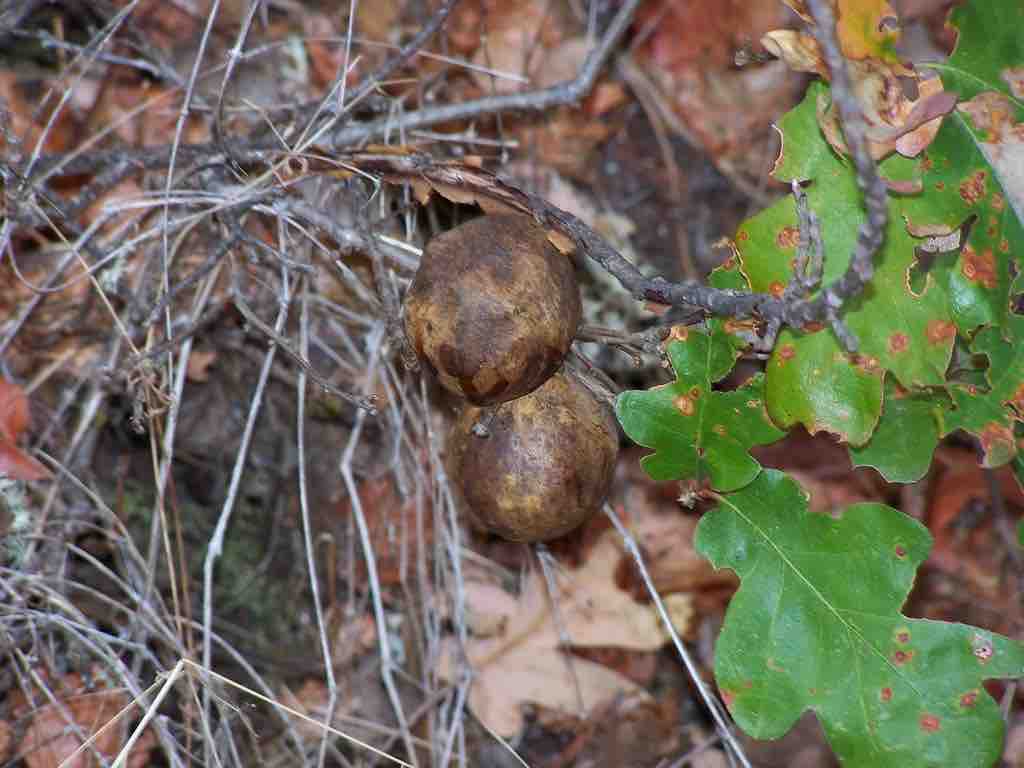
left=713, top=424, right=727, bottom=436
left=778, top=344, right=796, bottom=362
left=674, top=395, right=695, bottom=417
left=961, top=246, right=998, bottom=289
left=895, top=545, right=907, bottom=558
left=980, top=422, right=1015, bottom=462
left=972, top=634, right=994, bottom=662
left=769, top=281, right=786, bottom=298
left=896, top=630, right=911, bottom=644
left=920, top=713, right=941, bottom=732
left=926, top=320, right=956, bottom=345
left=776, top=226, right=800, bottom=249
left=669, top=325, right=689, bottom=342
left=1009, top=384, right=1024, bottom=417
left=737, top=230, right=750, bottom=243
left=992, top=193, right=1005, bottom=212
left=888, top=332, right=910, bottom=354
left=892, top=649, right=914, bottom=665
left=804, top=321, right=825, bottom=333
left=935, top=181, right=945, bottom=191
left=856, top=355, right=881, bottom=375
left=920, top=156, right=933, bottom=172
left=881, top=687, right=893, bottom=702
left=1002, top=66, right=1024, bottom=99
left=721, top=690, right=735, bottom=709
left=960, top=691, right=978, bottom=708
left=959, top=170, right=987, bottom=205
left=1000, top=238, right=1010, bottom=253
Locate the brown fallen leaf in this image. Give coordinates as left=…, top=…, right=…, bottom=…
left=0, top=377, right=50, bottom=481
left=11, top=666, right=155, bottom=768
left=442, top=530, right=690, bottom=736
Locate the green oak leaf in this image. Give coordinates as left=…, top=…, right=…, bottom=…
left=937, top=1, right=1024, bottom=110
left=737, top=82, right=955, bottom=444
left=696, top=470, right=1024, bottom=768
left=707, top=256, right=755, bottom=355
left=615, top=328, right=784, bottom=493
left=766, top=326, right=883, bottom=446
left=902, top=0, right=1024, bottom=333
left=939, top=313, right=1024, bottom=467
left=849, top=378, right=944, bottom=483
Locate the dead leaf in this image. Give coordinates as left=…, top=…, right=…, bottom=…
left=278, top=678, right=359, bottom=741
left=442, top=529, right=687, bottom=736
left=766, top=1, right=956, bottom=160
left=469, top=0, right=569, bottom=94
left=185, top=348, right=218, bottom=383
left=0, top=378, right=50, bottom=481
left=11, top=666, right=154, bottom=768
left=333, top=477, right=432, bottom=587
left=925, top=447, right=1024, bottom=596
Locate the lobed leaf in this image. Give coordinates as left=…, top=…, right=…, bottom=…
left=615, top=327, right=785, bottom=493
left=849, top=378, right=943, bottom=483
left=939, top=313, right=1024, bottom=467
left=696, top=470, right=1024, bottom=767
left=737, top=82, right=954, bottom=445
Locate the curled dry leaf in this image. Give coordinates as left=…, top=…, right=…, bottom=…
left=764, top=0, right=957, bottom=159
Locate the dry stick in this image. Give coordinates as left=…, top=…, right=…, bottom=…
left=201, top=269, right=294, bottom=763
left=329, top=0, right=640, bottom=149
left=340, top=322, right=420, bottom=765
left=803, top=0, right=889, bottom=351
left=297, top=269, right=341, bottom=768
left=604, top=504, right=752, bottom=768
left=14, top=649, right=115, bottom=767
left=300, top=0, right=461, bottom=151
left=159, top=5, right=223, bottom=587
left=536, top=545, right=587, bottom=716
left=213, top=0, right=263, bottom=173
left=15, top=0, right=142, bottom=184
left=420, top=371, right=474, bottom=764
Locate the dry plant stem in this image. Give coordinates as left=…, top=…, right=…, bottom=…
left=201, top=270, right=294, bottom=760
left=161, top=0, right=222, bottom=409
left=16, top=0, right=141, bottom=183
left=297, top=277, right=340, bottom=768
left=604, top=504, right=752, bottom=768
left=325, top=0, right=460, bottom=132
left=340, top=323, right=419, bottom=765
left=328, top=0, right=641, bottom=148
left=214, top=0, right=262, bottom=173
left=536, top=545, right=587, bottom=715
left=14, top=649, right=115, bottom=766
left=20, top=0, right=632, bottom=181
left=803, top=0, right=889, bottom=351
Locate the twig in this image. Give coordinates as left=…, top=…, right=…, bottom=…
left=328, top=0, right=641, bottom=149
left=201, top=269, right=294, bottom=760
left=604, top=504, right=752, bottom=768
left=802, top=0, right=889, bottom=351
left=340, top=322, right=420, bottom=765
